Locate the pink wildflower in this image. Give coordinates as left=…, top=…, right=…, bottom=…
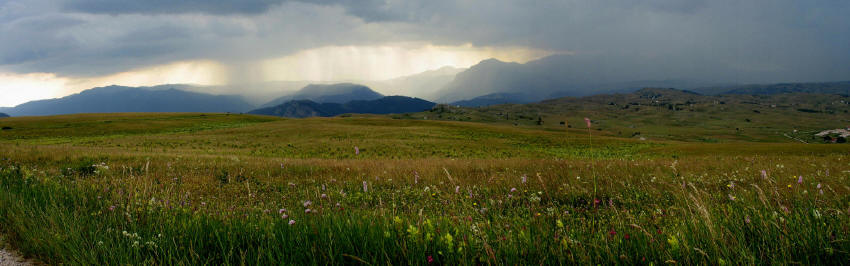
left=288, top=219, right=296, bottom=225
left=797, top=175, right=803, bottom=184
left=760, top=170, right=767, bottom=179
left=279, top=208, right=287, bottom=214
left=584, top=117, right=592, bottom=128
left=354, top=146, right=359, bottom=155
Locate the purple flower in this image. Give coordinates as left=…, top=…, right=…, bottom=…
left=321, top=193, right=328, bottom=199
left=279, top=208, right=287, bottom=214
left=760, top=170, right=767, bottom=179
left=288, top=219, right=296, bottom=225
left=510, top=187, right=517, bottom=193
left=303, top=201, right=312, bottom=208
left=817, top=183, right=822, bottom=189
left=354, top=146, right=360, bottom=155
left=521, top=175, right=527, bottom=184
left=797, top=175, right=803, bottom=184
left=281, top=214, right=288, bottom=219
left=363, top=181, right=368, bottom=192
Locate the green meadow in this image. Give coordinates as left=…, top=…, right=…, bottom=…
left=0, top=113, right=848, bottom=264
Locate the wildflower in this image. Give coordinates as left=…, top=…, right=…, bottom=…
left=108, top=205, right=116, bottom=211
left=556, top=219, right=564, bottom=228
left=797, top=176, right=803, bottom=184
left=584, top=117, right=591, bottom=128
left=727, top=181, right=734, bottom=188
left=817, top=183, right=822, bottom=189
left=728, top=194, right=736, bottom=201
left=354, top=146, right=360, bottom=155
left=414, top=171, right=419, bottom=184
left=322, top=184, right=326, bottom=191
left=321, top=193, right=328, bottom=199
left=787, top=184, right=792, bottom=189
left=760, top=170, right=767, bottom=179
left=745, top=215, right=751, bottom=224
left=608, top=198, right=614, bottom=207
left=593, top=198, right=601, bottom=206
left=819, top=189, right=824, bottom=195
left=335, top=202, right=341, bottom=208
left=279, top=208, right=287, bottom=214
left=608, top=228, right=616, bottom=237
left=427, top=255, right=434, bottom=264
left=455, top=186, right=460, bottom=193
left=305, top=208, right=311, bottom=213
left=362, top=181, right=368, bottom=192
left=281, top=214, right=288, bottom=219
left=288, top=219, right=296, bottom=225
left=521, top=175, right=527, bottom=184
left=303, top=200, right=312, bottom=208
left=510, top=187, right=517, bottom=193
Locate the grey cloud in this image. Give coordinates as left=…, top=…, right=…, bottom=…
left=0, top=0, right=848, bottom=85
left=62, top=0, right=285, bottom=15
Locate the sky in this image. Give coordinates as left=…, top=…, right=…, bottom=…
left=1, top=0, right=849, bottom=107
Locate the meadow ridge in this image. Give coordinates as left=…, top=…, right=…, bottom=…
left=0, top=113, right=848, bottom=264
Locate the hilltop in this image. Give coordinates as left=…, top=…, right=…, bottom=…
left=250, top=96, right=435, bottom=118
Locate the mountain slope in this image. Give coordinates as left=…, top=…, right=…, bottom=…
left=250, top=96, right=435, bottom=118
left=694, top=81, right=850, bottom=95
left=435, top=55, right=718, bottom=104
left=261, top=83, right=383, bottom=107
left=0, top=112, right=8, bottom=118
left=5, top=85, right=254, bottom=116
left=364, top=66, right=464, bottom=100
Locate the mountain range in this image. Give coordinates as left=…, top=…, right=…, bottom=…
left=3, top=85, right=254, bottom=117
left=3, top=54, right=850, bottom=117
left=249, top=96, right=435, bottom=118
left=0, top=112, right=8, bottom=118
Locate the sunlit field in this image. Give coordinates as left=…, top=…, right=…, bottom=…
left=0, top=113, right=848, bottom=264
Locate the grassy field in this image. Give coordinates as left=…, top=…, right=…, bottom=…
left=0, top=113, right=848, bottom=264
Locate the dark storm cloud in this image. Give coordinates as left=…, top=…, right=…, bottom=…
left=1, top=0, right=848, bottom=84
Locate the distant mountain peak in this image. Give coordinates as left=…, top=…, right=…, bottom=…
left=261, top=83, right=383, bottom=107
